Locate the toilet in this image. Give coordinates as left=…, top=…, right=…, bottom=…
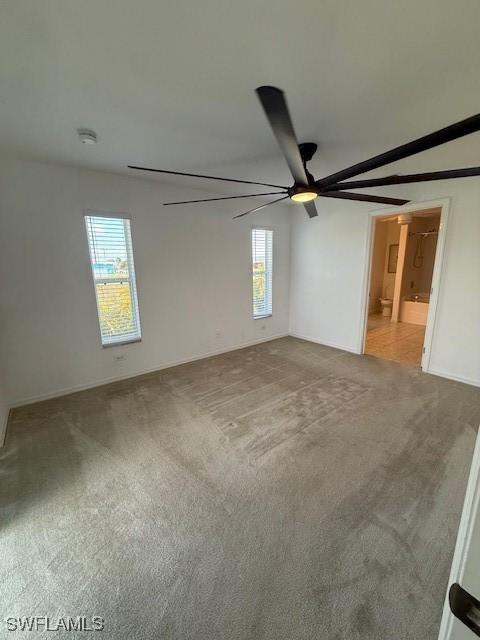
left=379, top=298, right=393, bottom=316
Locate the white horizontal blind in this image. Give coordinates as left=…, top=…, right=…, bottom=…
left=252, top=228, right=273, bottom=318
left=85, top=215, right=141, bottom=346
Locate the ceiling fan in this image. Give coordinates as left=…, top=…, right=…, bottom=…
left=129, top=86, right=480, bottom=219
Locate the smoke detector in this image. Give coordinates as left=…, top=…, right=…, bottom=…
left=77, top=129, right=97, bottom=144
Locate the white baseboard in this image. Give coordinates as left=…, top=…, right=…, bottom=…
left=9, top=333, right=289, bottom=409
left=7, top=333, right=479, bottom=419
left=289, top=332, right=359, bottom=355
left=425, top=367, right=480, bottom=388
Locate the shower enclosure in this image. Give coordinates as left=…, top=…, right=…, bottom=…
left=399, top=226, right=439, bottom=325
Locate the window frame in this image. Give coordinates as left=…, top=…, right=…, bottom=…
left=251, top=225, right=274, bottom=320
left=84, top=211, right=142, bottom=348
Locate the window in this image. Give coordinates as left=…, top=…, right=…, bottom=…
left=252, top=227, right=273, bottom=318
left=85, top=214, right=141, bottom=346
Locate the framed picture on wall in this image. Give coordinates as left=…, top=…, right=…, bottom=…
left=388, top=243, right=399, bottom=273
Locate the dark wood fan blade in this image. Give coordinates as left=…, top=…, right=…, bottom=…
left=317, top=114, right=480, bottom=188
left=321, top=191, right=409, bottom=206
left=256, top=86, right=309, bottom=185
left=233, top=196, right=289, bottom=219
left=163, top=192, right=286, bottom=206
left=303, top=201, right=318, bottom=218
left=322, top=166, right=480, bottom=191
left=128, top=166, right=286, bottom=189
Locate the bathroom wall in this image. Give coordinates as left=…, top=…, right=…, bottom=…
left=382, top=221, right=401, bottom=300
left=368, top=219, right=401, bottom=314
left=401, top=215, right=440, bottom=298
left=368, top=222, right=388, bottom=312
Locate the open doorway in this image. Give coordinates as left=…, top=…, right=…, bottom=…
left=363, top=206, right=444, bottom=367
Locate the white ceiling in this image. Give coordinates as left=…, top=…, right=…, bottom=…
left=1, top=0, right=479, bottom=195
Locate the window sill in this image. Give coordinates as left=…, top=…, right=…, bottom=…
left=102, top=338, right=142, bottom=348
left=253, top=314, right=272, bottom=320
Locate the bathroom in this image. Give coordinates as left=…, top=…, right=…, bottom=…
left=365, top=208, right=441, bottom=365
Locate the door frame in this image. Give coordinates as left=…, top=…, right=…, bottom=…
left=358, top=197, right=451, bottom=371
left=438, top=428, right=480, bottom=639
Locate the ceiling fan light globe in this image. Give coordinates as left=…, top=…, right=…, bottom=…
left=290, top=191, right=318, bottom=203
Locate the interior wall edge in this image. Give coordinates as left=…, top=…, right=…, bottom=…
left=7, top=333, right=289, bottom=410
left=424, top=367, right=480, bottom=389
left=0, top=408, right=10, bottom=448
left=288, top=332, right=359, bottom=355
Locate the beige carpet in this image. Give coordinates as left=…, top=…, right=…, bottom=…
left=1, top=337, right=479, bottom=639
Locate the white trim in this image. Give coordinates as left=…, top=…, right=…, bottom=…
left=289, top=332, right=358, bottom=354
left=84, top=208, right=132, bottom=220
left=251, top=224, right=274, bottom=231
left=358, top=197, right=451, bottom=374
left=427, top=368, right=480, bottom=389
left=420, top=199, right=450, bottom=371
left=292, top=334, right=480, bottom=386
left=10, top=332, right=477, bottom=410
left=0, top=407, right=10, bottom=447
left=102, top=337, right=142, bottom=349
left=438, top=427, right=480, bottom=640
left=9, top=333, right=289, bottom=408
left=357, top=213, right=376, bottom=352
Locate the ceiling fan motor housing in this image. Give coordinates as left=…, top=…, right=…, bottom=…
left=299, top=142, right=318, bottom=163
left=289, top=184, right=319, bottom=202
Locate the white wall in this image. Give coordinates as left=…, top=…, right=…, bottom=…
left=289, top=196, right=370, bottom=352
left=0, top=157, right=291, bottom=406
left=1, top=148, right=479, bottom=411
left=289, top=163, right=480, bottom=386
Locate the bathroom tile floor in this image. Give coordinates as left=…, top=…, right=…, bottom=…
left=365, top=313, right=426, bottom=365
